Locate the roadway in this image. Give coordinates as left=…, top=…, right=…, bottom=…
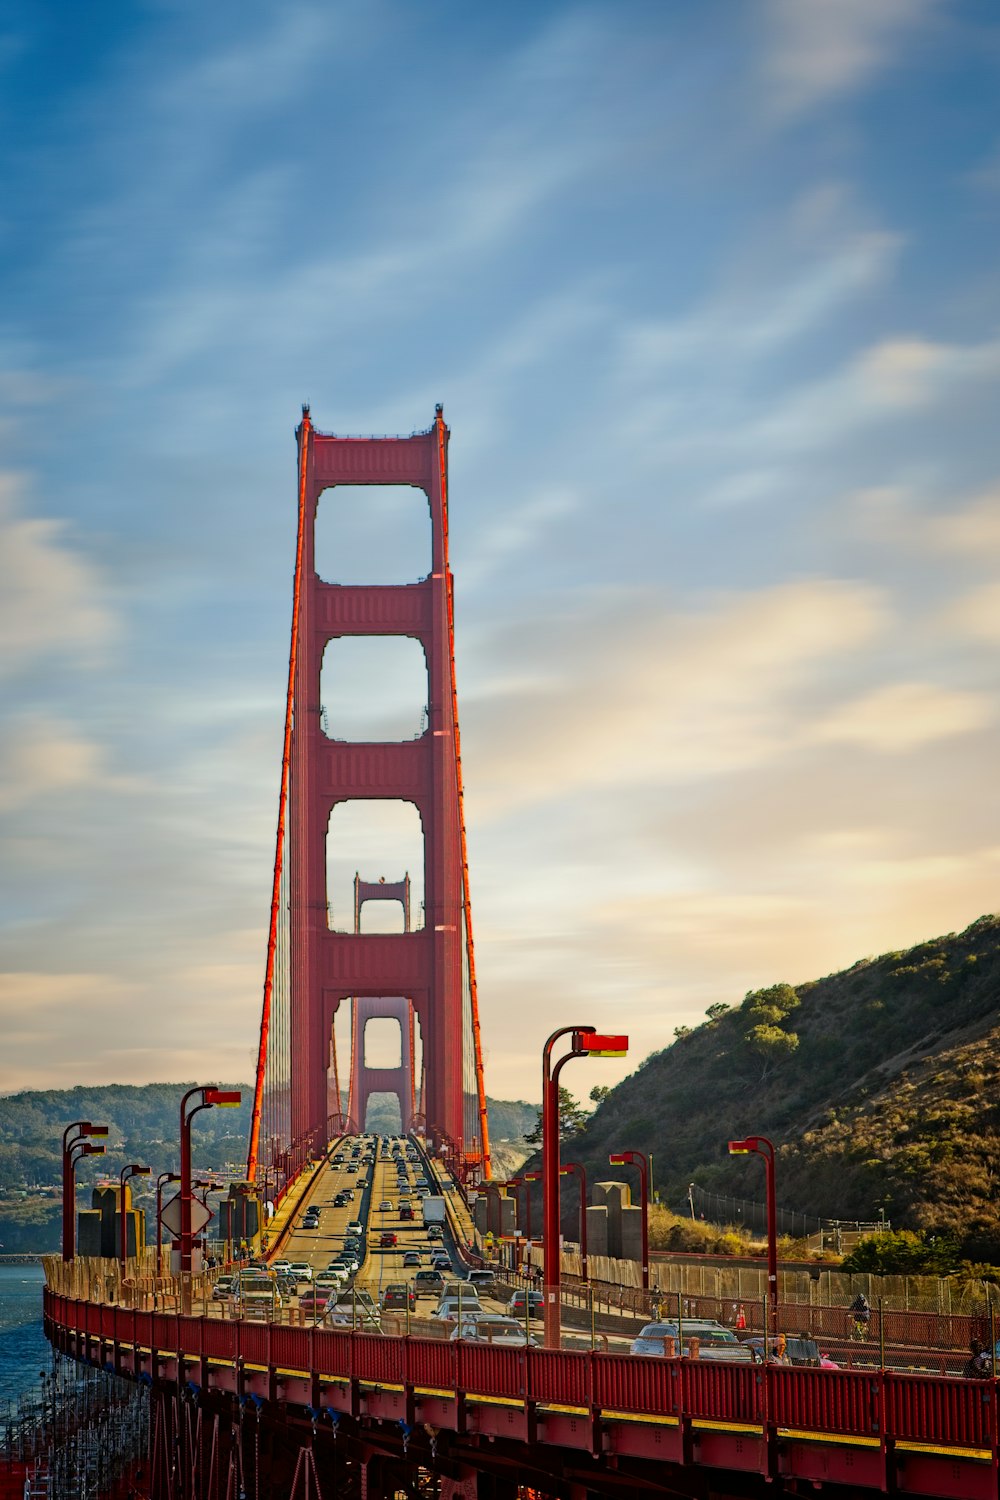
left=275, top=1133, right=519, bottom=1326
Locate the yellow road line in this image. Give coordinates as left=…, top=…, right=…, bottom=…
left=691, top=1418, right=762, bottom=1435
left=895, top=1440, right=992, bottom=1461
left=777, top=1428, right=880, bottom=1448
left=602, top=1409, right=679, bottom=1427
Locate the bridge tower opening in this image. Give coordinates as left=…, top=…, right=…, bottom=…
left=247, top=407, right=490, bottom=1185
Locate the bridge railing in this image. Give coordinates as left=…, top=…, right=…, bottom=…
left=45, top=1285, right=1000, bottom=1456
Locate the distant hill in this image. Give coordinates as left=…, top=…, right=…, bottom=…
left=0, top=1081, right=539, bottom=1250
left=0, top=1082, right=252, bottom=1190
left=563, top=913, right=1000, bottom=1261
left=486, top=1097, right=537, bottom=1141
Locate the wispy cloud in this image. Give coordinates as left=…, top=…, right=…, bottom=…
left=0, top=472, right=113, bottom=675
left=759, top=0, right=941, bottom=118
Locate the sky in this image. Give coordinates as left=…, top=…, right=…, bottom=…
left=1, top=0, right=999, bottom=1106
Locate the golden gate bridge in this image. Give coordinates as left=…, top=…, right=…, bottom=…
left=27, top=409, right=1000, bottom=1500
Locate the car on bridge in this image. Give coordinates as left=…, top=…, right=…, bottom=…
left=450, top=1316, right=537, bottom=1346
left=288, top=1262, right=313, bottom=1282
left=346, top=1220, right=363, bottom=1234
left=414, top=1269, right=445, bottom=1297
left=378, top=1199, right=393, bottom=1211
left=382, top=1283, right=415, bottom=1311
left=506, top=1290, right=543, bottom=1317
left=315, top=1272, right=344, bottom=1291
left=379, top=1231, right=398, bottom=1248
left=434, top=1295, right=483, bottom=1323
left=464, top=1269, right=496, bottom=1292
left=630, top=1321, right=752, bottom=1361
left=402, top=1250, right=421, bottom=1267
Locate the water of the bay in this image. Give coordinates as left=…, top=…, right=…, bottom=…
left=0, top=1263, right=49, bottom=1406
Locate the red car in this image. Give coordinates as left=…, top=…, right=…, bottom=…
left=380, top=1231, right=398, bottom=1248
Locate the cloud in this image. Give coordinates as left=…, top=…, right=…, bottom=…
left=810, top=681, right=997, bottom=753
left=621, top=229, right=901, bottom=379
left=0, top=716, right=108, bottom=813
left=925, top=487, right=1000, bottom=557
left=0, top=472, right=114, bottom=676
left=941, top=583, right=1000, bottom=644
left=739, top=335, right=1000, bottom=463
left=760, top=0, right=940, bottom=117
left=465, top=578, right=889, bottom=816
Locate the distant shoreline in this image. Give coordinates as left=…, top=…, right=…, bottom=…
left=0, top=1254, right=44, bottom=1264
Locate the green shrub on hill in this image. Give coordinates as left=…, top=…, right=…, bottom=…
left=563, top=913, right=1000, bottom=1262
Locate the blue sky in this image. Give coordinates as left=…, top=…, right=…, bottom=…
left=1, top=0, right=999, bottom=1103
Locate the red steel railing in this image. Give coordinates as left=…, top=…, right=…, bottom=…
left=45, top=1287, right=998, bottom=1452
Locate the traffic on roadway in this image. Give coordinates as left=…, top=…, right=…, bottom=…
left=217, top=1132, right=541, bottom=1345
left=206, top=1134, right=987, bottom=1374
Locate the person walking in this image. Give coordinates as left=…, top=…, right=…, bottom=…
left=849, top=1292, right=871, bottom=1339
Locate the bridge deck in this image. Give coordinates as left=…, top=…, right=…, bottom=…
left=42, top=1135, right=1000, bottom=1500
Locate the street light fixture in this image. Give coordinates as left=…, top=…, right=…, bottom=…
left=63, top=1141, right=107, bottom=1261
left=61, top=1122, right=110, bottom=1261
left=155, top=1172, right=181, bottom=1272
left=560, top=1162, right=589, bottom=1282
left=179, top=1086, right=241, bottom=1275
left=608, top=1150, right=649, bottom=1291
left=729, top=1135, right=778, bottom=1340
left=119, top=1164, right=152, bottom=1274
left=542, top=1027, right=627, bottom=1348
left=506, top=1176, right=531, bottom=1243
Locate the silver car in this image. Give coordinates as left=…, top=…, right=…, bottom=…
left=630, top=1321, right=752, bottom=1361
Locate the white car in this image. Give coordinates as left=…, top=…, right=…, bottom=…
left=434, top=1294, right=483, bottom=1323
left=347, top=1220, right=363, bottom=1235
left=378, top=1200, right=393, bottom=1211
left=315, top=1269, right=348, bottom=1288
left=271, top=1260, right=292, bottom=1275
left=289, top=1262, right=313, bottom=1281
left=450, top=1316, right=537, bottom=1346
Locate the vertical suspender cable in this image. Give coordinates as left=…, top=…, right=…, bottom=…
left=246, top=409, right=312, bottom=1182
left=436, top=410, right=491, bottom=1178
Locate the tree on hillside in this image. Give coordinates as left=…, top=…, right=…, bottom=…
left=524, top=1087, right=589, bottom=1145
left=741, top=983, right=800, bottom=1077
left=589, top=1085, right=612, bottom=1105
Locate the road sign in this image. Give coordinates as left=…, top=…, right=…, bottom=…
left=160, top=1194, right=212, bottom=1237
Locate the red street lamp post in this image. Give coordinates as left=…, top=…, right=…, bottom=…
left=193, top=1179, right=222, bottom=1261
left=608, top=1149, right=650, bottom=1291
left=507, top=1176, right=531, bottom=1242
left=63, top=1139, right=107, bottom=1261
left=180, top=1087, right=241, bottom=1275
left=729, top=1136, right=778, bottom=1340
left=525, top=1169, right=541, bottom=1275
left=155, top=1171, right=180, bottom=1270
left=561, top=1162, right=589, bottom=1282
left=61, top=1122, right=109, bottom=1261
left=119, top=1164, right=151, bottom=1274
left=542, top=1027, right=628, bottom=1348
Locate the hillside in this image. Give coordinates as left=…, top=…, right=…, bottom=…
left=0, top=1083, right=537, bottom=1250
left=565, top=913, right=1000, bottom=1260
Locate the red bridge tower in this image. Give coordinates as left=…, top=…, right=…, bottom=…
left=248, top=407, right=489, bottom=1183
